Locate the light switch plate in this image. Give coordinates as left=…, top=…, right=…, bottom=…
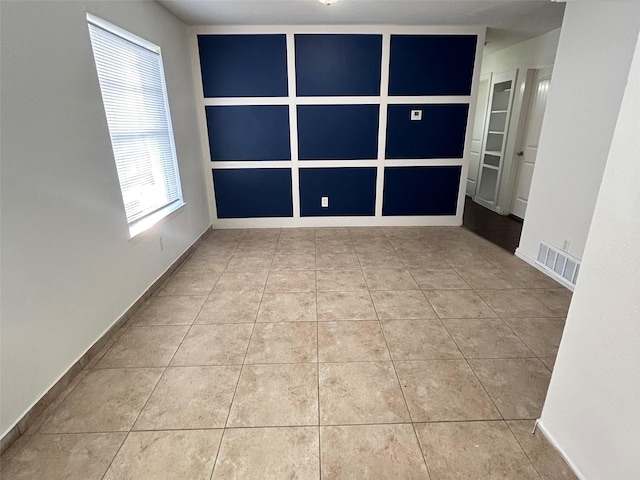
left=321, top=196, right=329, bottom=208
left=411, top=109, right=422, bottom=121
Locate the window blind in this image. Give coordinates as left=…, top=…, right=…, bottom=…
left=88, top=19, right=183, bottom=233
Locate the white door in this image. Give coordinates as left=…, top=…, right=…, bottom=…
left=511, top=65, right=553, bottom=219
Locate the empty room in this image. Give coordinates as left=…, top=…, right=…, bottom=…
left=1, top=0, right=639, bottom=479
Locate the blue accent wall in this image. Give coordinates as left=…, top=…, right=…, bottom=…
left=213, top=169, right=293, bottom=218
left=383, top=166, right=461, bottom=216
left=299, top=168, right=377, bottom=216
left=198, top=34, right=288, bottom=97
left=206, top=106, right=291, bottom=161
left=385, top=104, right=469, bottom=159
left=388, top=35, right=477, bottom=96
left=297, top=105, right=379, bottom=160
left=295, top=34, right=382, bottom=96
left=198, top=32, right=479, bottom=221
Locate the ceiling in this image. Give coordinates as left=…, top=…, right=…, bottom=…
left=157, top=0, right=565, bottom=55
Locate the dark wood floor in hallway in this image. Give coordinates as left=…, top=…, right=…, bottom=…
left=463, top=196, right=524, bottom=253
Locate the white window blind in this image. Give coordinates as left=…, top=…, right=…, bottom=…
left=87, top=15, right=183, bottom=237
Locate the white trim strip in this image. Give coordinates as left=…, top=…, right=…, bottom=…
left=209, top=159, right=465, bottom=169
left=375, top=32, right=391, bottom=216
left=203, top=96, right=471, bottom=106
left=192, top=25, right=486, bottom=36
left=286, top=32, right=301, bottom=218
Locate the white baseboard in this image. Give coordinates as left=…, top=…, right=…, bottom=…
left=535, top=419, right=587, bottom=480
left=211, top=215, right=463, bottom=229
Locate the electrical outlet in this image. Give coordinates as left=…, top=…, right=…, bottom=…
left=411, top=109, right=422, bottom=121
left=159, top=235, right=164, bottom=250
left=321, top=196, right=329, bottom=208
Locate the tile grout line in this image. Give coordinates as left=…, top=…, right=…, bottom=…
left=31, top=417, right=544, bottom=437
left=410, top=421, right=434, bottom=480
left=76, top=356, right=544, bottom=368
left=499, top=320, right=556, bottom=373
left=505, top=420, right=548, bottom=480
left=98, top=432, right=128, bottom=480
left=116, top=233, right=236, bottom=480
left=461, top=260, right=557, bottom=375
left=432, top=261, right=509, bottom=422
left=381, top=227, right=435, bottom=479
left=209, top=230, right=279, bottom=480
left=437, top=319, right=507, bottom=422
left=315, top=228, right=322, bottom=480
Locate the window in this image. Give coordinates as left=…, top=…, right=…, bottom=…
left=87, top=14, right=184, bottom=237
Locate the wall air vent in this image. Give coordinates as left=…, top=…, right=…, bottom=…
left=536, top=242, right=580, bottom=287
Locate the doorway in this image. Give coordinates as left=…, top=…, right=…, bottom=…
left=510, top=65, right=554, bottom=219
left=463, top=65, right=553, bottom=251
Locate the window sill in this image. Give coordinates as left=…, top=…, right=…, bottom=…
left=128, top=201, right=186, bottom=240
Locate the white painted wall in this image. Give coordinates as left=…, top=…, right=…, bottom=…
left=0, top=0, right=210, bottom=436
left=517, top=2, right=640, bottom=262
left=477, top=28, right=561, bottom=214
left=481, top=28, right=561, bottom=76
left=538, top=26, right=640, bottom=480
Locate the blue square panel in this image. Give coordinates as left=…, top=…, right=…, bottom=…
left=295, top=34, right=382, bottom=96
left=297, top=105, right=379, bottom=160
left=386, top=104, right=469, bottom=159
left=382, top=166, right=461, bottom=216
left=389, top=35, right=477, bottom=96
left=213, top=169, right=293, bottom=218
left=206, top=106, right=291, bottom=161
left=198, top=34, right=288, bottom=97
left=299, top=168, right=377, bottom=216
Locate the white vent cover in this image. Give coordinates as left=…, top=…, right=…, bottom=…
left=536, top=242, right=580, bottom=287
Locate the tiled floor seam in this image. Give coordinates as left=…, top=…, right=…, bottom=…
left=313, top=226, right=328, bottom=476
left=438, top=319, right=507, bottom=423
left=505, top=420, right=549, bottom=480
left=383, top=346, right=433, bottom=477
left=315, top=259, right=322, bottom=480
left=365, top=253, right=431, bottom=477
left=210, top=254, right=272, bottom=479
left=23, top=420, right=552, bottom=434
left=499, top=319, right=557, bottom=373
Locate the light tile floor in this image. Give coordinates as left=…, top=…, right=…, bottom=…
left=1, top=227, right=577, bottom=480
